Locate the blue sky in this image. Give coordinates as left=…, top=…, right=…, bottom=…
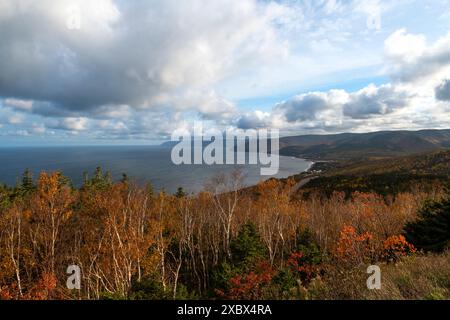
left=0, top=0, right=450, bottom=145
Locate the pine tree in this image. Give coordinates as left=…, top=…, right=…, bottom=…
left=230, top=222, right=266, bottom=266
left=121, top=173, right=129, bottom=185
left=20, top=168, right=35, bottom=194
left=404, top=194, right=450, bottom=253
left=175, top=187, right=186, bottom=198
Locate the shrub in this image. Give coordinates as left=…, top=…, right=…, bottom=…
left=382, top=235, right=416, bottom=262
left=216, top=261, right=275, bottom=300
left=334, top=225, right=374, bottom=265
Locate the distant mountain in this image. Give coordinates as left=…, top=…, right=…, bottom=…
left=160, top=139, right=211, bottom=148
left=280, top=129, right=450, bottom=160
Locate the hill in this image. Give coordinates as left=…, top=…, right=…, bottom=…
left=295, top=149, right=450, bottom=197
left=280, top=129, right=450, bottom=160
left=325, top=149, right=450, bottom=176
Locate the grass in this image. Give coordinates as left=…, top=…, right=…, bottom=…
left=306, top=252, right=450, bottom=300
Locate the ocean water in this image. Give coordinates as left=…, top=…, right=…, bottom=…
left=0, top=146, right=312, bottom=193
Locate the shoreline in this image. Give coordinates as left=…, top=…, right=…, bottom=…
left=0, top=153, right=315, bottom=194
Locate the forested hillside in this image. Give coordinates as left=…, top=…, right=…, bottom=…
left=297, top=149, right=450, bottom=197
left=0, top=167, right=449, bottom=300
left=280, top=129, right=450, bottom=160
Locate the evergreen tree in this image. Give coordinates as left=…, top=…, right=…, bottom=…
left=294, top=228, right=324, bottom=265
left=404, top=195, right=450, bottom=253
left=121, top=173, right=129, bottom=185
left=21, top=168, right=34, bottom=190
left=85, top=166, right=113, bottom=189
left=175, top=187, right=186, bottom=198
left=230, top=222, right=266, bottom=266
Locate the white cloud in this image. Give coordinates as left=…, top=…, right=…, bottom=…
left=4, top=99, right=34, bottom=111
left=384, top=29, right=450, bottom=85
left=7, top=114, right=24, bottom=124
left=57, top=117, right=89, bottom=131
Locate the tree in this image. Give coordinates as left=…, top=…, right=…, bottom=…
left=30, top=172, right=75, bottom=274
left=206, top=171, right=243, bottom=259
left=230, top=222, right=266, bottom=267
left=83, top=167, right=113, bottom=190
left=17, top=169, right=35, bottom=195
left=404, top=197, right=450, bottom=252
left=175, top=187, right=186, bottom=198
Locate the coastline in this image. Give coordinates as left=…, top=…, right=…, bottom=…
left=0, top=147, right=314, bottom=194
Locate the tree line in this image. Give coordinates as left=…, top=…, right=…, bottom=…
left=0, top=168, right=449, bottom=300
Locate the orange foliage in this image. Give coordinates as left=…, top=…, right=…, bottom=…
left=382, top=235, right=416, bottom=262
left=334, top=225, right=374, bottom=265
left=23, top=273, right=60, bottom=300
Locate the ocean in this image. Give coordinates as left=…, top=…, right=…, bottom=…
left=0, top=146, right=312, bottom=193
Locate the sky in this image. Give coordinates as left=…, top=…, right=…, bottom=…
left=0, top=0, right=450, bottom=145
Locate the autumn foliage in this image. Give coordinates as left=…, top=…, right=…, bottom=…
left=382, top=235, right=416, bottom=262
left=0, top=169, right=446, bottom=300
left=334, top=226, right=375, bottom=265
left=217, top=261, right=275, bottom=300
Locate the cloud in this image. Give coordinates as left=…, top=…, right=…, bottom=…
left=354, top=0, right=382, bottom=31
left=4, top=99, right=34, bottom=111
left=7, top=114, right=24, bottom=124
left=255, top=29, right=450, bottom=133
left=1, top=2, right=449, bottom=142
left=274, top=90, right=347, bottom=123
left=436, top=79, right=450, bottom=101
left=343, top=84, right=411, bottom=119
left=236, top=111, right=272, bottom=129
left=384, top=29, right=450, bottom=84
left=53, top=117, right=89, bottom=131
left=0, top=0, right=287, bottom=116
left=270, top=84, right=412, bottom=126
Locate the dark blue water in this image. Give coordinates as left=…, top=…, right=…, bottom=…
left=0, top=146, right=312, bottom=193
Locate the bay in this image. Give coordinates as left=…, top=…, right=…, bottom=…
left=0, top=146, right=312, bottom=193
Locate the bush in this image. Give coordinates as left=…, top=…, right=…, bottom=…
left=129, top=277, right=169, bottom=300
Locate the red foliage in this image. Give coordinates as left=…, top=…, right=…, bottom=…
left=0, top=284, right=17, bottom=300
left=217, top=261, right=275, bottom=300
left=23, top=272, right=61, bottom=300
left=287, top=252, right=317, bottom=284
left=382, top=235, right=416, bottom=262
